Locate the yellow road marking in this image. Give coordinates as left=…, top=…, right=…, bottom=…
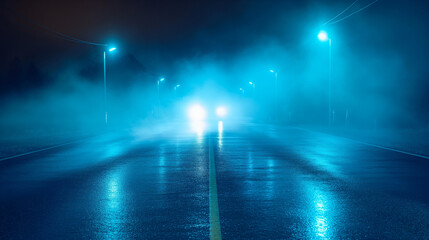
left=209, top=137, right=222, bottom=240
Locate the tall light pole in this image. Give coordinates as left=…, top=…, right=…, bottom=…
left=318, top=30, right=332, bottom=127
left=157, top=77, right=165, bottom=101
left=270, top=69, right=278, bottom=120
left=249, top=81, right=255, bottom=97
left=269, top=69, right=278, bottom=91
left=104, top=47, right=116, bottom=125
left=157, top=78, right=165, bottom=118
left=174, top=84, right=180, bottom=97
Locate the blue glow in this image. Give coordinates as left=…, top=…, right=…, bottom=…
left=160, top=78, right=165, bottom=82
left=318, top=31, right=329, bottom=42
left=108, top=47, right=117, bottom=52
left=108, top=176, right=119, bottom=204
left=158, top=144, right=166, bottom=193
left=249, top=82, right=253, bottom=85
left=176, top=84, right=180, bottom=87
left=102, top=168, right=127, bottom=239
left=216, top=106, right=227, bottom=117
left=103, top=143, right=123, bottom=159
left=269, top=69, right=274, bottom=73
left=314, top=191, right=328, bottom=238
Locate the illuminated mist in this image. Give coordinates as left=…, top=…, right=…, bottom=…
left=1, top=0, right=429, bottom=140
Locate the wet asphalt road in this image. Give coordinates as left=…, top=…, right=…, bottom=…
left=0, top=123, right=429, bottom=239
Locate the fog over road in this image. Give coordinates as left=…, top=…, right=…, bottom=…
left=0, top=123, right=428, bottom=239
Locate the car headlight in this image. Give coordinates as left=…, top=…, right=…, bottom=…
left=188, top=105, right=207, bottom=121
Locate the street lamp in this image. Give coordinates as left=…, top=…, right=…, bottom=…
left=174, top=84, right=180, bottom=97
left=318, top=31, right=329, bottom=42
left=269, top=69, right=278, bottom=95
left=157, top=77, right=165, bottom=98
left=104, top=46, right=116, bottom=125
left=157, top=77, right=165, bottom=117
left=318, top=30, right=332, bottom=126
left=269, top=69, right=279, bottom=120
left=249, top=81, right=256, bottom=97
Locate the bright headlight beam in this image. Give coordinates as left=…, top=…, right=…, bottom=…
left=188, top=105, right=206, bottom=121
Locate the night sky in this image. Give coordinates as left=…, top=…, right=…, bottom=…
left=1, top=0, right=429, bottom=128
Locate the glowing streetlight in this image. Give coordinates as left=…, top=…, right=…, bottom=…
left=248, top=81, right=256, bottom=98
left=156, top=77, right=167, bottom=118
left=104, top=46, right=116, bottom=125
left=174, top=84, right=181, bottom=96
left=318, top=30, right=332, bottom=126
left=157, top=77, right=165, bottom=103
left=249, top=81, right=255, bottom=90
left=318, top=30, right=329, bottom=42
left=157, top=77, right=165, bottom=88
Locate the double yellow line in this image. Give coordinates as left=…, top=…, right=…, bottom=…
left=209, top=137, right=222, bottom=240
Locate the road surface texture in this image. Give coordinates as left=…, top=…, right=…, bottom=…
left=0, top=123, right=428, bottom=239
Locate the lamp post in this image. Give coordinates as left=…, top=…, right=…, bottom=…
left=249, top=81, right=255, bottom=97
left=174, top=84, right=180, bottom=97
left=269, top=69, right=278, bottom=91
left=318, top=30, right=332, bottom=127
left=157, top=77, right=165, bottom=101
left=104, top=47, right=116, bottom=125
left=157, top=78, right=165, bottom=117
left=270, top=69, right=278, bottom=120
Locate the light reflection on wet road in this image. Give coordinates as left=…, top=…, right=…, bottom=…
left=0, top=123, right=429, bottom=239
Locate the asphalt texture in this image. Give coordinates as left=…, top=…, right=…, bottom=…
left=0, top=123, right=429, bottom=239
